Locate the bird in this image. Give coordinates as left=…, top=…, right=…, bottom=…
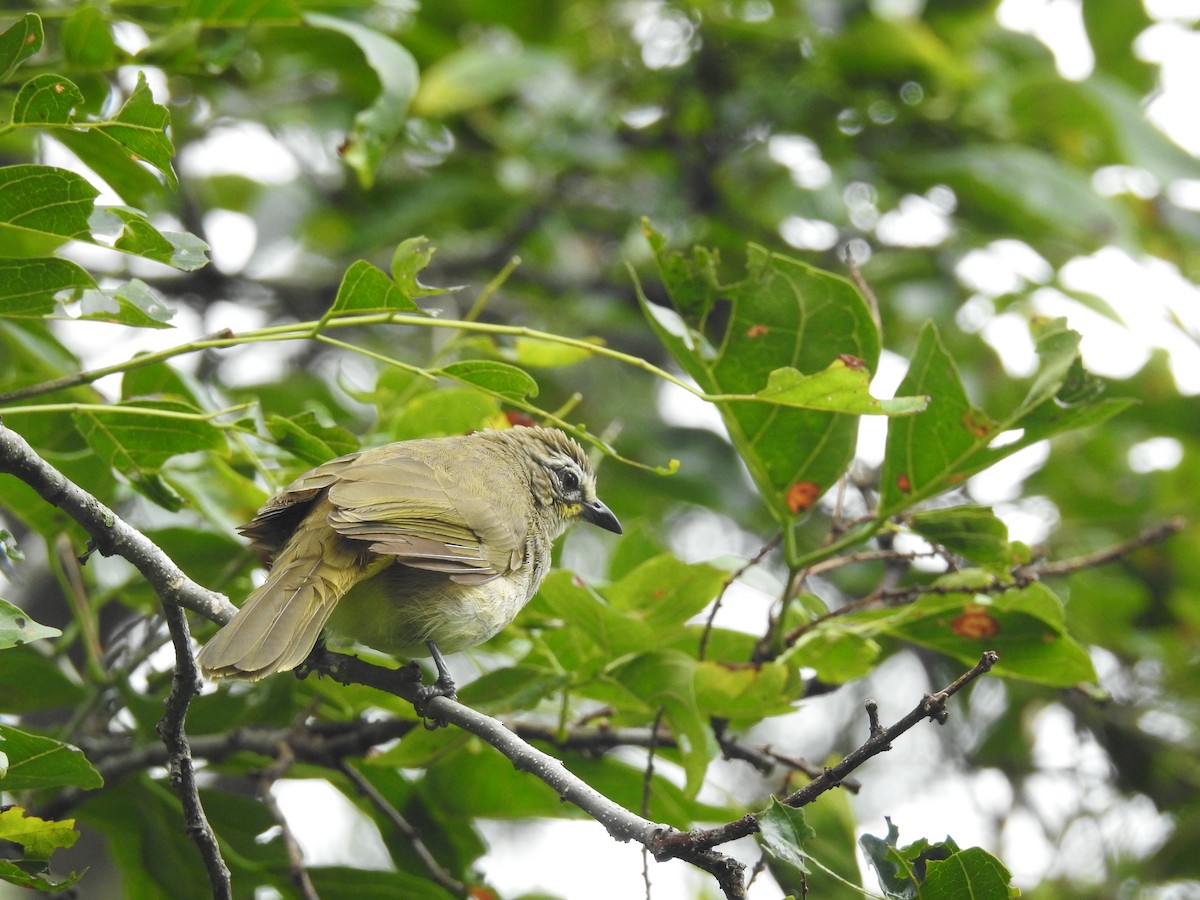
left=196, top=426, right=621, bottom=705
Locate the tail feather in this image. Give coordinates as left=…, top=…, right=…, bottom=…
left=198, top=512, right=365, bottom=680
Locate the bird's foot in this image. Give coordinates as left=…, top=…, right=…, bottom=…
left=410, top=668, right=457, bottom=729
left=410, top=641, right=457, bottom=728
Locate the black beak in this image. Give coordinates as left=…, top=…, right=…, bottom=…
left=581, top=498, right=622, bottom=534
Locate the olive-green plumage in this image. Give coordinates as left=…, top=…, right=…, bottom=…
left=197, top=427, right=620, bottom=681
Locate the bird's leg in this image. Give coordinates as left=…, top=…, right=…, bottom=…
left=412, top=640, right=457, bottom=727
left=294, top=635, right=329, bottom=680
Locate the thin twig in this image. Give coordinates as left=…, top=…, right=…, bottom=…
left=336, top=761, right=465, bottom=895
left=157, top=600, right=231, bottom=899
left=1028, top=516, right=1186, bottom=576
left=844, top=246, right=880, bottom=330
left=699, top=534, right=781, bottom=661
left=650, top=651, right=999, bottom=858
left=642, top=706, right=666, bottom=900
left=778, top=518, right=1186, bottom=652
left=260, top=745, right=320, bottom=900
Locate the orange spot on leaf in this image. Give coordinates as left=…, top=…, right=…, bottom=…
left=951, top=606, right=1000, bottom=639
left=786, top=481, right=821, bottom=514
left=896, top=473, right=911, bottom=493
left=961, top=411, right=992, bottom=438
left=746, top=323, right=770, bottom=338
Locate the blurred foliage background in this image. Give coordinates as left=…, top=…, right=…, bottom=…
left=1, top=0, right=1198, bottom=897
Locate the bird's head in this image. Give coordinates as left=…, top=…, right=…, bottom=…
left=499, top=426, right=622, bottom=537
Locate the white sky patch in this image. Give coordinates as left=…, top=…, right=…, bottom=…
left=204, top=209, right=258, bottom=274
left=969, top=440, right=1051, bottom=503
left=857, top=349, right=910, bottom=467
left=997, top=0, right=1095, bottom=80
left=270, top=780, right=393, bottom=870
left=982, top=312, right=1039, bottom=377
left=178, top=123, right=302, bottom=183
left=656, top=377, right=728, bottom=436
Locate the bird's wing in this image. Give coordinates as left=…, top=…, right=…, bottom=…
left=238, top=451, right=364, bottom=555
left=324, top=452, right=525, bottom=583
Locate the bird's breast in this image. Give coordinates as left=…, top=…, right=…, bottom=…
left=327, top=538, right=548, bottom=658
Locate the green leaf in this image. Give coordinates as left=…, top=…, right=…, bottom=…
left=879, top=320, right=1134, bottom=517
left=62, top=3, right=118, bottom=68
left=860, top=818, right=927, bottom=897
left=305, top=13, right=419, bottom=188
left=121, top=359, right=200, bottom=406
left=73, top=400, right=226, bottom=478
left=610, top=651, right=710, bottom=796
left=922, top=846, right=1014, bottom=899
left=0, top=724, right=102, bottom=790
left=414, top=45, right=559, bottom=117
left=640, top=224, right=882, bottom=562
left=308, top=867, right=457, bottom=900
left=0, top=806, right=78, bottom=859
left=12, top=73, right=85, bottom=126
left=184, top=0, right=301, bottom=25
left=78, top=777, right=208, bottom=899
left=0, top=598, right=60, bottom=649
left=101, top=206, right=209, bottom=271
left=0, top=165, right=97, bottom=244
left=534, top=569, right=656, bottom=659
left=0, top=257, right=96, bottom=317
left=781, top=627, right=881, bottom=683
left=693, top=660, right=796, bottom=721
left=511, top=335, right=597, bottom=368
left=266, top=411, right=359, bottom=466
left=0, top=857, right=84, bottom=893
left=756, top=361, right=928, bottom=415
left=909, top=505, right=1014, bottom=574
left=388, top=387, right=498, bottom=441
left=94, top=72, right=177, bottom=190
left=390, top=236, right=455, bottom=298
left=329, top=260, right=422, bottom=314
left=437, top=360, right=539, bottom=402
left=0, top=645, right=89, bottom=714
left=78, top=279, right=175, bottom=328
left=874, top=581, right=1096, bottom=686
left=758, top=799, right=815, bottom=882
left=0, top=14, right=43, bottom=82
left=605, top=554, right=725, bottom=634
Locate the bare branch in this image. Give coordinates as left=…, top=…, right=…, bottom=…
left=0, top=421, right=236, bottom=624
left=779, top=518, right=1185, bottom=651
left=259, top=746, right=320, bottom=900
left=157, top=600, right=231, bottom=899
left=337, top=761, right=465, bottom=896
left=699, top=534, right=780, bottom=661
left=649, top=651, right=999, bottom=859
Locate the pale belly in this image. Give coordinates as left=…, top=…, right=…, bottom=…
left=326, top=562, right=537, bottom=658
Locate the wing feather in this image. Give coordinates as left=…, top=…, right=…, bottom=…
left=325, top=451, right=524, bottom=577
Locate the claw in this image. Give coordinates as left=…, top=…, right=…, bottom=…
left=412, top=640, right=456, bottom=728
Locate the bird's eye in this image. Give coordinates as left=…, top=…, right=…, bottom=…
left=559, top=468, right=580, bottom=492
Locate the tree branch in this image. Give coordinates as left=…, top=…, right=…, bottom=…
left=779, top=519, right=1186, bottom=650
left=157, top=600, right=231, bottom=899
left=649, top=651, right=999, bottom=861
left=259, top=745, right=320, bottom=900
left=0, top=420, right=236, bottom=624
left=337, top=761, right=466, bottom=896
